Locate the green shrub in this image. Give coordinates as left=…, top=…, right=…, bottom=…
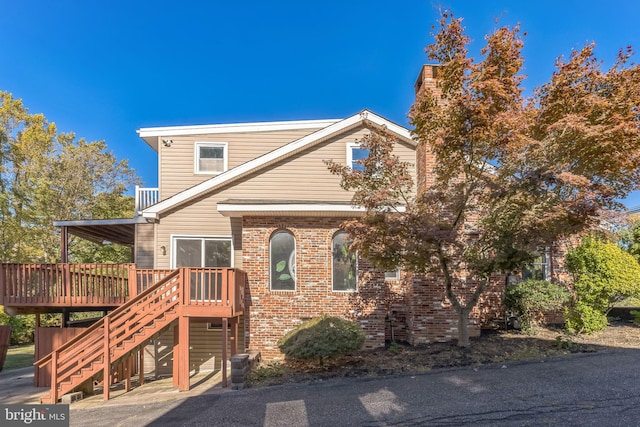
left=565, top=237, right=640, bottom=333
left=504, top=279, right=571, bottom=331
left=278, top=315, right=365, bottom=362
left=566, top=237, right=640, bottom=313
left=565, top=301, right=609, bottom=334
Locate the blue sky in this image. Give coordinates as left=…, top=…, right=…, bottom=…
left=2, top=1, right=640, bottom=207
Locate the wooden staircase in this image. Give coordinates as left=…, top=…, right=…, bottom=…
left=36, top=270, right=182, bottom=404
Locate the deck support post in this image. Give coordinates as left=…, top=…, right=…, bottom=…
left=178, top=315, right=190, bottom=391
left=173, top=324, right=179, bottom=387
left=230, top=317, right=238, bottom=356
left=139, top=349, right=145, bottom=386
left=103, top=317, right=111, bottom=401
left=124, top=354, right=132, bottom=392
left=222, top=318, right=228, bottom=388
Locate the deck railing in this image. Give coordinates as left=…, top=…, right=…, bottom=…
left=134, top=186, right=159, bottom=215
left=0, top=264, right=135, bottom=308
left=0, top=264, right=246, bottom=315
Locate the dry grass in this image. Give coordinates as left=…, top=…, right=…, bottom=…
left=248, top=319, right=640, bottom=387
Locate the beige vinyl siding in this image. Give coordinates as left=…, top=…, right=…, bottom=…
left=213, top=127, right=417, bottom=201
left=154, top=124, right=416, bottom=268
left=159, top=128, right=320, bottom=199
left=143, top=317, right=246, bottom=377
left=135, top=222, right=155, bottom=268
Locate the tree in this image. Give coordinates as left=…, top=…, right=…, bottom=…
left=0, top=91, right=138, bottom=263
left=329, top=12, right=640, bottom=346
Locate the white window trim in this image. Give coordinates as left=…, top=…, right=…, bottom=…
left=331, top=231, right=358, bottom=292
left=170, top=235, right=234, bottom=269
left=346, top=142, right=363, bottom=170
left=269, top=230, right=297, bottom=291
left=194, top=141, right=228, bottom=175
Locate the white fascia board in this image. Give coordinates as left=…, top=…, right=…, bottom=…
left=217, top=203, right=406, bottom=215
left=142, top=110, right=413, bottom=219
left=360, top=111, right=414, bottom=144
left=136, top=118, right=341, bottom=138
left=217, top=203, right=366, bottom=214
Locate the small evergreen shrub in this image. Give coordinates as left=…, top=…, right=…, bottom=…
left=504, top=280, right=570, bottom=331
left=278, top=315, right=365, bottom=362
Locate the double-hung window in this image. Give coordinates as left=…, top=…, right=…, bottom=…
left=522, top=247, right=551, bottom=281
left=195, top=142, right=228, bottom=174
left=347, top=143, right=369, bottom=172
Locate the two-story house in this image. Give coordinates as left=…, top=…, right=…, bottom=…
left=0, top=65, right=514, bottom=403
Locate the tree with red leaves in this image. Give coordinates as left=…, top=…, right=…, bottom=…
left=329, top=12, right=640, bottom=346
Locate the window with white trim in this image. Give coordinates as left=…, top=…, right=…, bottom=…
left=522, top=247, right=551, bottom=281
left=347, top=143, right=369, bottom=172
left=173, top=236, right=233, bottom=268
left=195, top=142, right=228, bottom=174
left=332, top=230, right=357, bottom=291
left=270, top=230, right=296, bottom=291
left=173, top=236, right=233, bottom=302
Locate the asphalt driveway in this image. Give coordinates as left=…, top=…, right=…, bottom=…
left=67, top=348, right=640, bottom=426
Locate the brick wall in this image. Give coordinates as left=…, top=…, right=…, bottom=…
left=242, top=216, right=387, bottom=360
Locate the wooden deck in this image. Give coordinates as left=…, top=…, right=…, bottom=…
left=0, top=264, right=246, bottom=317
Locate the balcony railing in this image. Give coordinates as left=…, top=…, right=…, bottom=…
left=134, top=186, right=159, bottom=215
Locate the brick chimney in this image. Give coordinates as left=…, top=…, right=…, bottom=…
left=414, top=64, right=441, bottom=99
left=413, top=64, right=441, bottom=194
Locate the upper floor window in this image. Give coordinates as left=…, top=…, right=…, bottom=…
left=523, top=247, right=551, bottom=281
left=332, top=230, right=357, bottom=291
left=195, top=142, right=228, bottom=174
left=347, top=143, right=369, bottom=172
left=270, top=230, right=296, bottom=291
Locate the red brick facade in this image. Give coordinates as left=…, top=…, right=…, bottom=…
left=241, top=215, right=509, bottom=360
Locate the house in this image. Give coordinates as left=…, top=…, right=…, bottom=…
left=0, top=65, right=545, bottom=403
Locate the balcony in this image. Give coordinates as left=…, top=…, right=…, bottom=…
left=135, top=186, right=159, bottom=215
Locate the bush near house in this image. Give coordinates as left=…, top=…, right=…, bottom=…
left=565, top=237, right=640, bottom=333
left=278, top=315, right=365, bottom=363
left=504, top=279, right=571, bottom=331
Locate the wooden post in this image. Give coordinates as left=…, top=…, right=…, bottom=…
left=139, top=349, right=145, bottom=386
left=51, top=351, right=58, bottom=404
left=222, top=318, right=228, bottom=388
left=230, top=317, right=238, bottom=356
left=103, top=317, right=111, bottom=401
left=173, top=325, right=179, bottom=387
left=128, top=266, right=137, bottom=299
left=125, top=354, right=132, bottom=392
left=178, top=315, right=190, bottom=391
left=60, top=226, right=68, bottom=264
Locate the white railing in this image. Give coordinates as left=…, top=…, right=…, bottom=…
left=135, top=186, right=159, bottom=215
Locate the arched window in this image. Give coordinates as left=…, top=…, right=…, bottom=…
left=270, top=230, right=296, bottom=290
left=332, top=231, right=357, bottom=291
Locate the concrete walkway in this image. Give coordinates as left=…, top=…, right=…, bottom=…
left=0, top=366, right=230, bottom=408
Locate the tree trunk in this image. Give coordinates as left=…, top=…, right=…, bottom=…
left=456, top=307, right=471, bottom=347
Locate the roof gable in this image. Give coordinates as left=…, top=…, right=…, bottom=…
left=142, top=110, right=414, bottom=219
